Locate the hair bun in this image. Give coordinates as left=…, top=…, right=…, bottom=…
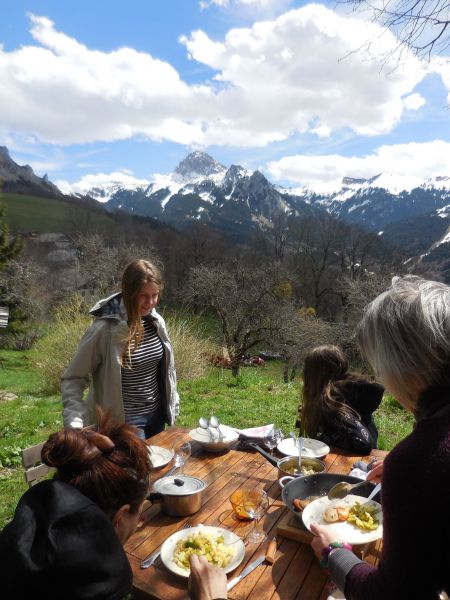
left=84, top=430, right=115, bottom=453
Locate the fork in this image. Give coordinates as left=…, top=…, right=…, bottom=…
left=140, top=522, right=191, bottom=569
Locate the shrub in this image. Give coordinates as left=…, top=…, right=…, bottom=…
left=163, top=314, right=218, bottom=380
left=33, top=295, right=91, bottom=394
left=33, top=298, right=215, bottom=393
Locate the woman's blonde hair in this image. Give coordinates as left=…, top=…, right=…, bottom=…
left=300, top=345, right=359, bottom=438
left=121, top=259, right=163, bottom=363
left=357, top=276, right=450, bottom=410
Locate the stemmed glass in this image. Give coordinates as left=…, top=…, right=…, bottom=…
left=264, top=427, right=283, bottom=456
left=245, top=490, right=269, bottom=544
left=173, top=441, right=191, bottom=475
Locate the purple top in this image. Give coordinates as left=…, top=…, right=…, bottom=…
left=329, top=385, right=450, bottom=599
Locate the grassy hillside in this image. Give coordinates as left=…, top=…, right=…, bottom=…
left=2, top=192, right=117, bottom=234
left=0, top=348, right=414, bottom=528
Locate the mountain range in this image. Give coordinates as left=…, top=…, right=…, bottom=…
left=2, top=146, right=450, bottom=274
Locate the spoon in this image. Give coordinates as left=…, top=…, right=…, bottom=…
left=198, top=417, right=214, bottom=441
left=209, top=415, right=223, bottom=442
left=290, top=431, right=302, bottom=473
left=327, top=479, right=368, bottom=500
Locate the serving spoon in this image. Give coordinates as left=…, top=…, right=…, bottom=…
left=209, top=415, right=223, bottom=442
left=327, top=479, right=369, bottom=500
left=198, top=417, right=214, bottom=441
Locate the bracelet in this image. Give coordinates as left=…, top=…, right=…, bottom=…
left=320, top=542, right=352, bottom=568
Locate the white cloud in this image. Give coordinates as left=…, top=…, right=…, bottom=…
left=403, top=92, right=425, bottom=110
left=0, top=8, right=428, bottom=149
left=267, top=140, right=450, bottom=188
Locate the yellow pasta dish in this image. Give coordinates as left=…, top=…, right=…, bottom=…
left=347, top=501, right=379, bottom=531
left=173, top=531, right=235, bottom=571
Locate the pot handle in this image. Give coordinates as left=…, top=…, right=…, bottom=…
left=278, top=475, right=295, bottom=489
left=147, top=492, right=164, bottom=503
left=248, top=442, right=278, bottom=467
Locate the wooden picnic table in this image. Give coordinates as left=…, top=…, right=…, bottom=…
left=126, top=427, right=388, bottom=600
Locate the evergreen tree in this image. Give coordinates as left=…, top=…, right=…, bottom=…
left=0, top=199, right=22, bottom=269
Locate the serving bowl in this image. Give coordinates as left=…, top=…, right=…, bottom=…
left=188, top=424, right=239, bottom=453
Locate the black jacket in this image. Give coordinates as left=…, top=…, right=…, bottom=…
left=319, top=378, right=384, bottom=454
left=0, top=479, right=132, bottom=599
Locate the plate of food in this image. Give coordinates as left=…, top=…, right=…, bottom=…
left=160, top=524, right=245, bottom=578
left=301, top=494, right=383, bottom=545
left=277, top=437, right=330, bottom=459
left=147, top=445, right=174, bottom=469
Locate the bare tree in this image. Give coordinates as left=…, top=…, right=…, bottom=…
left=341, top=0, right=450, bottom=58
left=182, top=261, right=295, bottom=376
left=272, top=309, right=344, bottom=383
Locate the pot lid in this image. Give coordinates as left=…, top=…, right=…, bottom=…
left=153, top=475, right=206, bottom=496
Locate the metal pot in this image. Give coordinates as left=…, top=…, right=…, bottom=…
left=277, top=456, right=325, bottom=479
left=148, top=475, right=206, bottom=516
left=279, top=473, right=377, bottom=524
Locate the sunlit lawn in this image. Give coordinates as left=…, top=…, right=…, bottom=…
left=0, top=350, right=414, bottom=528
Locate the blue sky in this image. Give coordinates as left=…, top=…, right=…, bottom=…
left=2, top=0, right=450, bottom=193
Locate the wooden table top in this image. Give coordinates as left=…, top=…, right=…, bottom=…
left=126, top=427, right=387, bottom=600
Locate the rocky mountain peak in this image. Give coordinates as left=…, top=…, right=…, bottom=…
left=0, top=146, right=12, bottom=161
left=174, top=151, right=226, bottom=179
left=0, top=145, right=62, bottom=198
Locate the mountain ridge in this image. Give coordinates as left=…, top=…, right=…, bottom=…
left=1, top=147, right=449, bottom=269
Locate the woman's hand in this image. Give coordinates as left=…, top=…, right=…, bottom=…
left=367, top=460, right=384, bottom=483
left=310, top=523, right=336, bottom=560
left=188, top=554, right=227, bottom=600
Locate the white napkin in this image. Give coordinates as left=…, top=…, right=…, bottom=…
left=348, top=467, right=367, bottom=480
left=235, top=424, right=274, bottom=442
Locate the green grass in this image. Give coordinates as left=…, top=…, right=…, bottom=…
left=0, top=350, right=414, bottom=529
left=3, top=192, right=117, bottom=234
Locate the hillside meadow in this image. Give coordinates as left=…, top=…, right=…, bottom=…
left=0, top=348, right=414, bottom=529
left=2, top=192, right=118, bottom=234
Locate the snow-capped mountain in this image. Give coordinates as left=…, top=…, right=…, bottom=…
left=89, top=151, right=320, bottom=240
left=2, top=145, right=449, bottom=275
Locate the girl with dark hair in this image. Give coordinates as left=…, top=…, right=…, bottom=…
left=0, top=411, right=151, bottom=599
left=62, top=259, right=179, bottom=439
left=299, top=345, right=384, bottom=454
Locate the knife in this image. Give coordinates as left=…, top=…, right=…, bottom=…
left=227, top=555, right=266, bottom=591
left=367, top=482, right=381, bottom=502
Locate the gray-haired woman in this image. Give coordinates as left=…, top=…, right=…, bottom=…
left=310, top=276, right=450, bottom=599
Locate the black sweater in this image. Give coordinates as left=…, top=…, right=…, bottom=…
left=0, top=480, right=132, bottom=600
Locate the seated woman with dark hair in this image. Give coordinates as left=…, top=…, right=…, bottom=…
left=0, top=410, right=151, bottom=600
left=297, top=345, right=384, bottom=454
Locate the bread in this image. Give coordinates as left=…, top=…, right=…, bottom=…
left=323, top=506, right=349, bottom=523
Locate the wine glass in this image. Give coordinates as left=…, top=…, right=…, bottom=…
left=173, top=441, right=191, bottom=475
left=264, top=427, right=283, bottom=456
left=245, top=490, right=269, bottom=544
left=264, top=430, right=277, bottom=455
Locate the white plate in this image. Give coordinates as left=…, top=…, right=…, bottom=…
left=147, top=445, right=174, bottom=469
left=301, top=494, right=383, bottom=545
left=160, top=524, right=245, bottom=578
left=277, top=437, right=330, bottom=459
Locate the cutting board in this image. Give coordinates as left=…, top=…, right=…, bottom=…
left=276, top=510, right=313, bottom=543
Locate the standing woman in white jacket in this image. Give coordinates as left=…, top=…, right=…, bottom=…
left=61, top=259, right=180, bottom=439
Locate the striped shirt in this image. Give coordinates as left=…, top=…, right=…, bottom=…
left=121, top=317, right=164, bottom=418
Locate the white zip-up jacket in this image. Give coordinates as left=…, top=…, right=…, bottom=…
left=61, top=292, right=180, bottom=429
